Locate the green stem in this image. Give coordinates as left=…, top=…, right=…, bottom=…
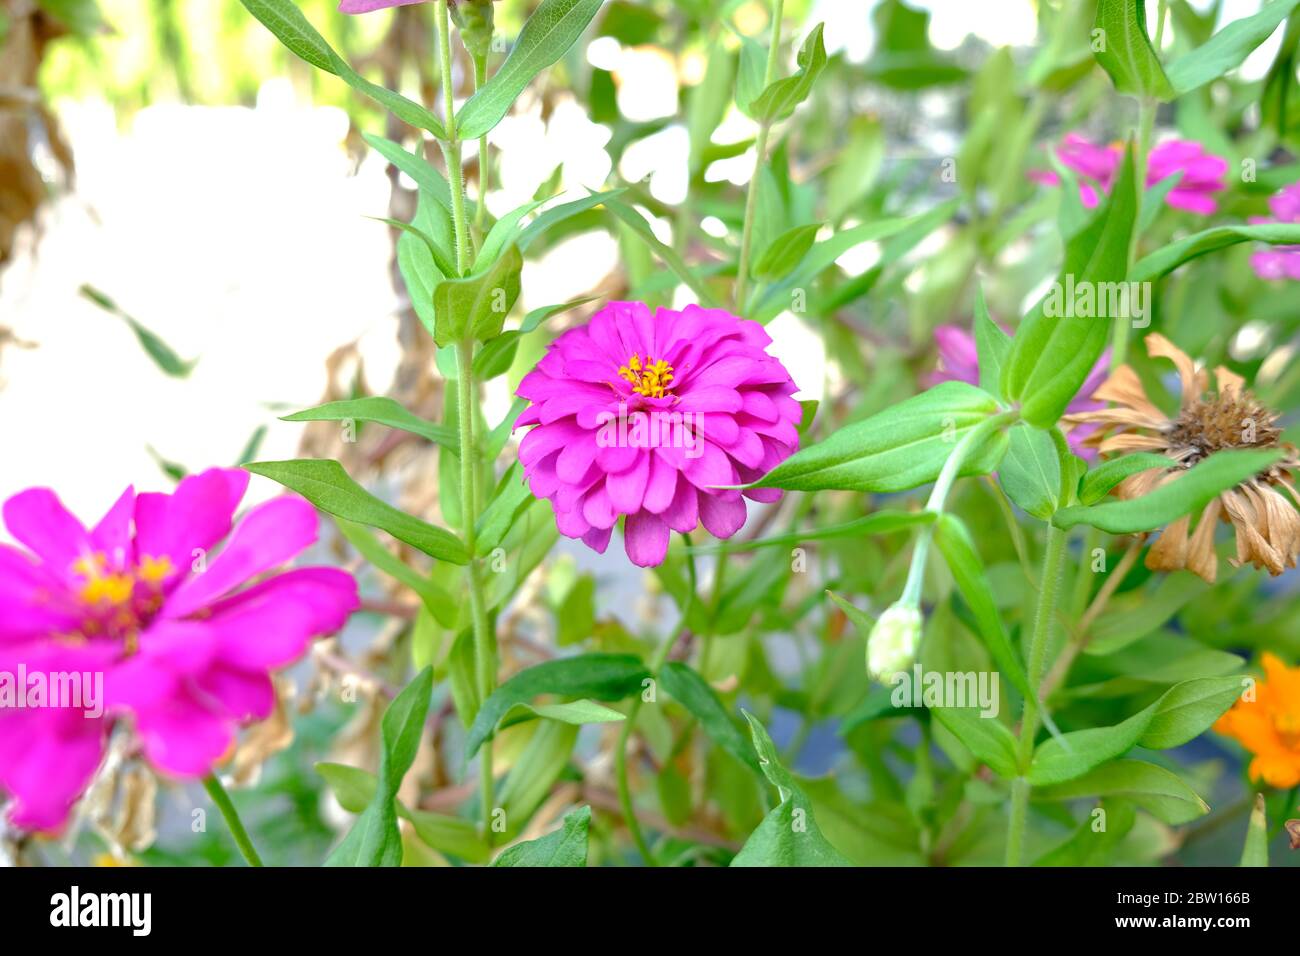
left=473, top=52, right=489, bottom=237
left=616, top=536, right=696, bottom=865
left=732, top=0, right=784, bottom=310
left=436, top=0, right=471, bottom=272
left=438, top=0, right=493, bottom=842
left=457, top=340, right=495, bottom=841
left=203, top=774, right=264, bottom=867
left=1005, top=523, right=1067, bottom=867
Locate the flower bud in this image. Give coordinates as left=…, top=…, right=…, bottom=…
left=451, top=0, right=496, bottom=60
left=866, top=603, right=923, bottom=680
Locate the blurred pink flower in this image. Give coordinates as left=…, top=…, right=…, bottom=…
left=339, top=0, right=423, bottom=12
left=0, top=469, right=358, bottom=830
left=515, top=302, right=802, bottom=567
left=1249, top=183, right=1300, bottom=280
left=1029, top=134, right=1228, bottom=215
left=928, top=322, right=1109, bottom=460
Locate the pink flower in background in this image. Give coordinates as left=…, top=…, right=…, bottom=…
left=1030, top=134, right=1228, bottom=214
left=1249, top=183, right=1300, bottom=280
left=338, top=0, right=423, bottom=12
left=0, top=469, right=358, bottom=830
left=928, top=323, right=1109, bottom=459
left=515, top=302, right=802, bottom=567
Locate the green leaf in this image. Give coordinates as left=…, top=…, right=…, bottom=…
left=1093, top=0, right=1174, bottom=99
left=932, top=514, right=1034, bottom=704
left=362, top=134, right=451, bottom=210
left=474, top=296, right=600, bottom=380
left=1131, top=224, right=1300, bottom=282
left=973, top=287, right=1010, bottom=398
left=659, top=662, right=761, bottom=775
left=491, top=806, right=591, bottom=867
left=754, top=381, right=1008, bottom=493
left=475, top=198, right=548, bottom=271
left=334, top=517, right=458, bottom=628
left=325, top=667, right=434, bottom=866
left=687, top=42, right=736, bottom=175
left=930, top=707, right=1020, bottom=778
left=753, top=222, right=822, bottom=280
left=475, top=463, right=534, bottom=555
left=317, top=761, right=489, bottom=862
left=690, top=511, right=935, bottom=555
left=1003, top=144, right=1137, bottom=427
left=463, top=653, right=650, bottom=759
left=1035, top=759, right=1209, bottom=826
left=1054, top=449, right=1282, bottom=533
left=432, top=244, right=523, bottom=347
left=516, top=189, right=626, bottom=251
left=80, top=285, right=196, bottom=378
left=239, top=0, right=448, bottom=137
left=496, top=699, right=625, bottom=732
left=369, top=216, right=457, bottom=280
left=1029, top=677, right=1242, bottom=785
left=457, top=0, right=605, bottom=140
left=605, top=200, right=721, bottom=306
left=1240, top=794, right=1269, bottom=867
left=999, top=425, right=1063, bottom=520
left=731, top=712, right=853, bottom=867
left=282, top=397, right=456, bottom=448
left=244, top=459, right=468, bottom=564
left=747, top=24, right=828, bottom=122
left=1165, top=0, right=1300, bottom=96
left=1077, top=452, right=1173, bottom=505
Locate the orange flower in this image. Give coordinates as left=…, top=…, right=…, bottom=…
left=1214, top=653, right=1300, bottom=788
left=1066, top=333, right=1300, bottom=583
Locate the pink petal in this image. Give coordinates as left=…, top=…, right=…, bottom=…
left=623, top=511, right=670, bottom=567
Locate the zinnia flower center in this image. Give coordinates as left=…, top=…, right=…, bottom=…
left=617, top=353, right=675, bottom=399
left=71, top=551, right=173, bottom=653
left=1167, top=390, right=1282, bottom=465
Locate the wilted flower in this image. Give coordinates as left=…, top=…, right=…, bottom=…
left=1030, top=134, right=1228, bottom=214
left=1214, top=653, right=1300, bottom=788
left=866, top=602, right=922, bottom=680
left=1249, top=183, right=1300, bottom=281
left=1065, top=333, right=1300, bottom=583
left=927, top=322, right=1109, bottom=459
left=0, top=469, right=358, bottom=830
left=515, top=301, right=802, bottom=567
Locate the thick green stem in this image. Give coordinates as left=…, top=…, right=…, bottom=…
left=616, top=538, right=696, bottom=865
left=457, top=340, right=495, bottom=841
left=1005, top=523, right=1068, bottom=866
left=437, top=0, right=493, bottom=841
left=732, top=0, right=784, bottom=310
left=203, top=774, right=264, bottom=867
left=436, top=0, right=471, bottom=272
left=473, top=53, right=489, bottom=237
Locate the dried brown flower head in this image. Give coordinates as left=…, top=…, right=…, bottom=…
left=1066, top=333, right=1300, bottom=583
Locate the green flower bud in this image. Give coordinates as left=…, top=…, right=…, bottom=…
left=866, top=602, right=923, bottom=680
left=451, top=0, right=496, bottom=60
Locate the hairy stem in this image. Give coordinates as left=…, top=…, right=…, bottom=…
left=203, top=774, right=264, bottom=867
left=1005, top=523, right=1067, bottom=866
left=473, top=52, right=489, bottom=237
left=439, top=0, right=493, bottom=841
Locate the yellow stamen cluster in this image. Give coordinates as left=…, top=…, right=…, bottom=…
left=618, top=353, right=674, bottom=399
left=71, top=551, right=174, bottom=652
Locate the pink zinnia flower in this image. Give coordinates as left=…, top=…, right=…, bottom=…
left=1029, top=134, right=1228, bottom=215
left=1249, top=183, right=1300, bottom=280
left=0, top=469, right=358, bottom=830
left=927, top=322, right=1109, bottom=460
left=515, top=301, right=802, bottom=567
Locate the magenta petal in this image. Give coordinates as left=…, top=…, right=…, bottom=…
left=606, top=452, right=650, bottom=514
left=90, top=486, right=135, bottom=562
left=338, top=0, right=425, bottom=12
left=624, top=511, right=670, bottom=567
left=0, top=710, right=106, bottom=831
left=3, top=488, right=92, bottom=576
left=699, top=493, right=747, bottom=539
left=194, top=665, right=276, bottom=722
left=163, top=496, right=318, bottom=618
left=133, top=691, right=234, bottom=777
